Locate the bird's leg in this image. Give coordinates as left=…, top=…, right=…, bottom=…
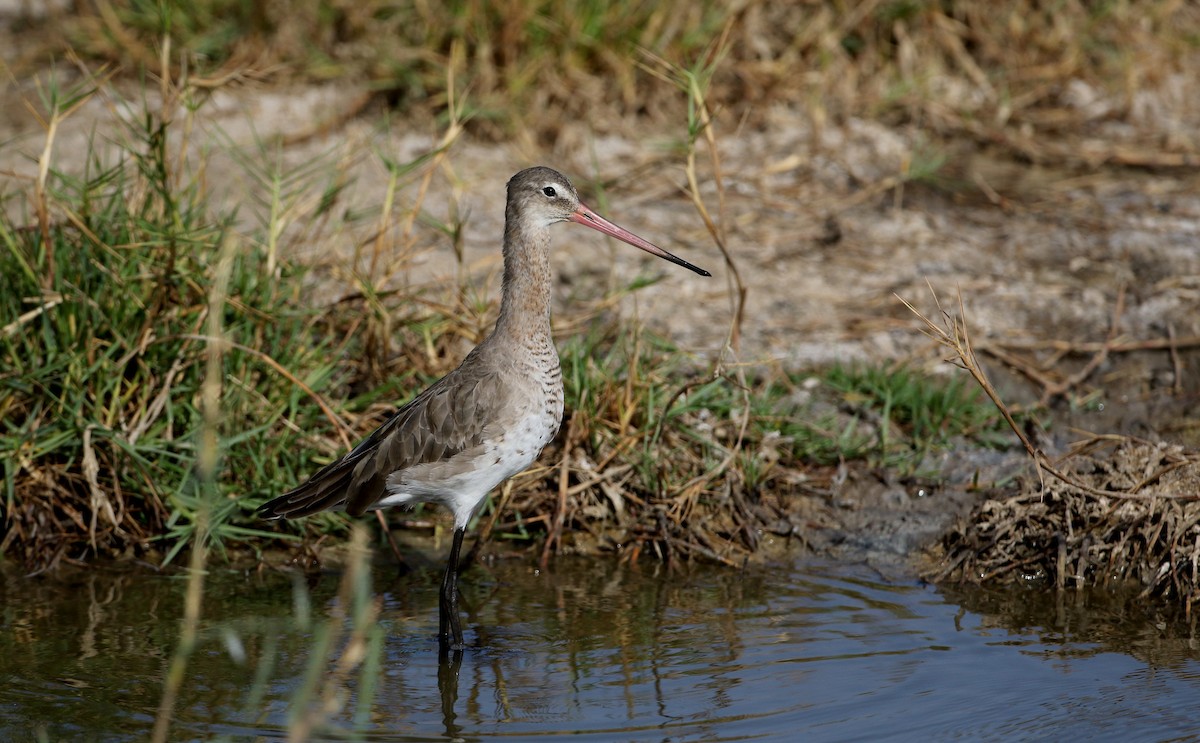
left=438, top=526, right=466, bottom=650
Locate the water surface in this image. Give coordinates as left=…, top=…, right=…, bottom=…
left=2, top=553, right=1198, bottom=741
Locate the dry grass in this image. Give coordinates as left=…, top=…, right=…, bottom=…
left=11, top=1, right=1198, bottom=161
left=903, top=285, right=1200, bottom=617
left=935, top=435, right=1200, bottom=621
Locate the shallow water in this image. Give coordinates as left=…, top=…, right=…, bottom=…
left=2, top=552, right=1198, bottom=741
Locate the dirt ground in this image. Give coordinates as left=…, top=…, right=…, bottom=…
left=4, top=60, right=1200, bottom=569
left=7, top=80, right=1198, bottom=363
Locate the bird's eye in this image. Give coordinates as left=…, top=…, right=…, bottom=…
left=542, top=186, right=557, bottom=198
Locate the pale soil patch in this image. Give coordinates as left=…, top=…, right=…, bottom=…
left=5, top=80, right=1197, bottom=367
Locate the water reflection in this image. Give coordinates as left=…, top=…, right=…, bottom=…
left=1, top=556, right=1198, bottom=740
left=438, top=648, right=464, bottom=739
left=940, top=581, right=1199, bottom=670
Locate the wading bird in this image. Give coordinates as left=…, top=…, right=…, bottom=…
left=258, top=166, right=709, bottom=650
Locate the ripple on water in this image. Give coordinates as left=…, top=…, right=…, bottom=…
left=1, top=557, right=1199, bottom=741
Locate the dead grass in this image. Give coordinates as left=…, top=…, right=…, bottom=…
left=936, top=436, right=1200, bottom=618
left=10, top=1, right=1199, bottom=163
left=903, top=285, right=1200, bottom=617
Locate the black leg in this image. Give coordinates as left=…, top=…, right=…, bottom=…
left=438, top=526, right=466, bottom=650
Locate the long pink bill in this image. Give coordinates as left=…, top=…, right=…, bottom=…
left=569, top=203, right=711, bottom=277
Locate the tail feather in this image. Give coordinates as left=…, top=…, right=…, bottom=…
left=259, top=464, right=355, bottom=519
left=259, top=445, right=392, bottom=520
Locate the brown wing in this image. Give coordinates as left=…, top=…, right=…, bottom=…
left=258, top=355, right=509, bottom=519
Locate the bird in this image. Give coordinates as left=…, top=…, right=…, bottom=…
left=258, top=166, right=710, bottom=650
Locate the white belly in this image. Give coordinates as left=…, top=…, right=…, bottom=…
left=376, top=407, right=561, bottom=527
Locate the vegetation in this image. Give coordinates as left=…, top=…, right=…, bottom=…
left=907, top=291, right=1200, bottom=609
left=10, top=1, right=1196, bottom=157
left=0, top=76, right=352, bottom=567
left=823, top=363, right=1006, bottom=470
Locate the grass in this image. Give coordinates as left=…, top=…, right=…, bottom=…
left=476, top=321, right=1006, bottom=564
left=0, top=75, right=359, bottom=568
left=18, top=1, right=1195, bottom=164
left=52, top=0, right=731, bottom=140
left=823, top=363, right=1005, bottom=472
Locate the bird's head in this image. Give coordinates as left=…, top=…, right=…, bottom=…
left=506, top=166, right=710, bottom=277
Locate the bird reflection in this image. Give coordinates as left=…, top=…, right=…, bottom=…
left=438, top=647, right=464, bottom=739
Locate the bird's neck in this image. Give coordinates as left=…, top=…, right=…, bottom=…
left=491, top=220, right=554, bottom=344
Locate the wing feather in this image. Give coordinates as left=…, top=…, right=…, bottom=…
left=259, top=355, right=511, bottom=520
